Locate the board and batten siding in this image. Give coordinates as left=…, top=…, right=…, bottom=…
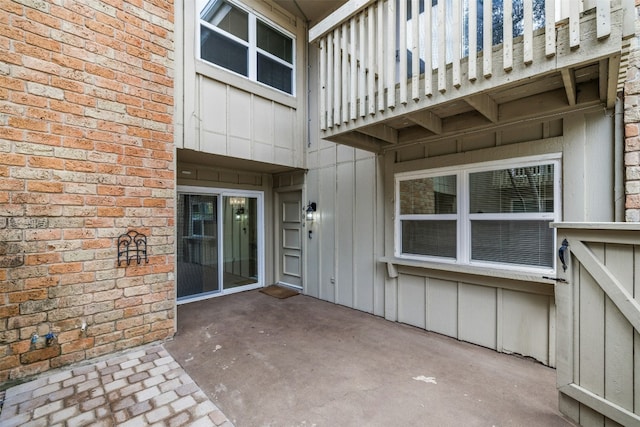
left=306, top=44, right=386, bottom=315
left=394, top=272, right=555, bottom=365
left=304, top=147, right=387, bottom=316
left=175, top=0, right=306, bottom=170
left=378, top=107, right=616, bottom=366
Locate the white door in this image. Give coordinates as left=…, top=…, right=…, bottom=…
left=278, top=191, right=303, bottom=288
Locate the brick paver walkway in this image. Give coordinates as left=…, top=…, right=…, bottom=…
left=0, top=344, right=233, bottom=427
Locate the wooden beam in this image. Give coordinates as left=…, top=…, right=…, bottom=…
left=599, top=58, right=608, bottom=103
left=309, top=0, right=375, bottom=42
left=327, top=131, right=383, bottom=153
left=393, top=87, right=599, bottom=145
left=596, top=0, right=611, bottom=40
left=411, top=0, right=420, bottom=101
left=468, top=0, right=477, bottom=81
left=333, top=29, right=341, bottom=126
left=452, top=0, right=461, bottom=88
left=503, top=0, right=513, bottom=71
left=523, top=0, right=533, bottom=65
left=424, top=0, right=433, bottom=96
left=483, top=0, right=492, bottom=77
left=437, top=0, right=446, bottom=92
left=559, top=383, right=640, bottom=426
left=320, top=37, right=327, bottom=131
left=366, top=3, right=375, bottom=116
left=607, top=53, right=621, bottom=109
left=545, top=0, right=556, bottom=57
left=399, top=0, right=407, bottom=104
left=622, top=0, right=635, bottom=39
left=386, top=0, right=396, bottom=108
left=376, top=0, right=384, bottom=112
left=326, top=32, right=334, bottom=128
left=357, top=124, right=398, bottom=144
left=341, top=22, right=349, bottom=123
left=561, top=68, right=577, bottom=106
left=464, top=93, right=499, bottom=123
left=358, top=13, right=365, bottom=117
left=406, top=110, right=443, bottom=134
left=349, top=18, right=357, bottom=121
left=569, top=0, right=580, bottom=49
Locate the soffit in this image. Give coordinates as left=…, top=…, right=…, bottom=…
left=178, top=149, right=302, bottom=175
left=273, top=0, right=347, bottom=25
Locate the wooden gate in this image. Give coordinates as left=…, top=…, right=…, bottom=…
left=554, top=223, right=640, bottom=427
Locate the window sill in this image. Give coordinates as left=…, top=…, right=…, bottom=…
left=380, top=256, right=558, bottom=286
left=195, top=61, right=298, bottom=109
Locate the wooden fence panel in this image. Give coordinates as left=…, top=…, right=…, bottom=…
left=554, top=225, right=640, bottom=427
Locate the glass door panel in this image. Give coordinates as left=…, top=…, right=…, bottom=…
left=223, top=196, right=258, bottom=290
left=177, top=194, right=219, bottom=299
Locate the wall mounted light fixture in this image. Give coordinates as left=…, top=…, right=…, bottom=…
left=235, top=207, right=245, bottom=221
left=305, top=202, right=317, bottom=221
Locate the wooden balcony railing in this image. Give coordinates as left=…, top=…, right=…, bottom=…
left=309, top=0, right=635, bottom=150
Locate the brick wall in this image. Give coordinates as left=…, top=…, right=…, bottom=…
left=0, top=0, right=175, bottom=381
left=625, top=2, right=640, bottom=221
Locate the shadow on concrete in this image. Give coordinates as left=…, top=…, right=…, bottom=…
left=165, top=290, right=575, bottom=427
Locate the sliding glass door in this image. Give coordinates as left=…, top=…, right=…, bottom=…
left=222, top=196, right=258, bottom=289
left=177, top=194, right=219, bottom=298
left=177, top=187, right=263, bottom=302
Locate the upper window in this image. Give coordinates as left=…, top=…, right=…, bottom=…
left=199, top=0, right=295, bottom=95
left=396, top=156, right=560, bottom=272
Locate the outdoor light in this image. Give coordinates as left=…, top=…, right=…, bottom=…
left=305, top=202, right=317, bottom=221
left=235, top=207, right=245, bottom=221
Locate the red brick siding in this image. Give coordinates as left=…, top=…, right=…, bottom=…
left=624, top=2, right=640, bottom=221
left=0, top=0, right=175, bottom=381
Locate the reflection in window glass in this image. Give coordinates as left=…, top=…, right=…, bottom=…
left=469, top=165, right=554, bottom=214
left=399, top=175, right=457, bottom=215
left=201, top=0, right=248, bottom=41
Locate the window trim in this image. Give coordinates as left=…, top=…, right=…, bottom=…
left=395, top=154, right=562, bottom=274
left=197, top=0, right=296, bottom=96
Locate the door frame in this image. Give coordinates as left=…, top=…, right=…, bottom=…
left=274, top=187, right=305, bottom=291
left=177, top=185, right=265, bottom=304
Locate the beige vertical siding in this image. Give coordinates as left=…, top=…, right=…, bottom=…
left=176, top=0, right=305, bottom=170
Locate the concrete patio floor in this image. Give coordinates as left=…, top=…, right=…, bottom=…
left=165, top=289, right=575, bottom=427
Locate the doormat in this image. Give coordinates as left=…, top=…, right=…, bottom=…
left=260, top=285, right=299, bottom=299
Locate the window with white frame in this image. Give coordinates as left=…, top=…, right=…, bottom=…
left=199, top=0, right=295, bottom=95
left=396, top=156, right=560, bottom=271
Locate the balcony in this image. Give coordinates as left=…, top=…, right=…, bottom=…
left=309, top=0, right=635, bottom=152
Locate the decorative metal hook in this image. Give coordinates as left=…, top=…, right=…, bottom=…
left=117, top=231, right=149, bottom=266
left=558, top=239, right=569, bottom=272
